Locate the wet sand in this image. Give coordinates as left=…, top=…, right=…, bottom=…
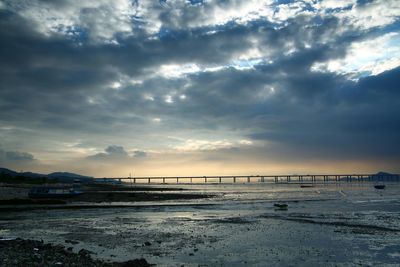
left=1, top=183, right=400, bottom=266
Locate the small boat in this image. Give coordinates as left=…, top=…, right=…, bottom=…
left=29, top=186, right=83, bottom=199
left=374, top=185, right=385, bottom=190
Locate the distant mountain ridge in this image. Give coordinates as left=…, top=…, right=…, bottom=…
left=0, top=167, right=93, bottom=183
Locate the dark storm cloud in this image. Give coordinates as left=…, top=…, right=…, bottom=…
left=104, top=16, right=359, bottom=126
left=87, top=146, right=147, bottom=160
left=133, top=150, right=147, bottom=158
left=249, top=67, right=400, bottom=159
left=0, top=148, right=35, bottom=162
left=87, top=145, right=129, bottom=160
left=0, top=0, right=399, bottom=169
left=0, top=8, right=257, bottom=132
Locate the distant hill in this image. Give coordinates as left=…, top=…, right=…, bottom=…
left=47, top=172, right=93, bottom=182
left=374, top=171, right=392, bottom=176
left=0, top=168, right=48, bottom=178
left=0, top=167, right=18, bottom=176
left=0, top=167, right=94, bottom=183
left=338, top=171, right=399, bottom=181
left=20, top=171, right=47, bottom=178
left=369, top=172, right=398, bottom=181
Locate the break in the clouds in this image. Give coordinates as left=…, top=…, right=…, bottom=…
left=0, top=0, right=399, bottom=176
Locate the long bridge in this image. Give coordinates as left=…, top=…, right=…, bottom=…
left=110, top=174, right=400, bottom=184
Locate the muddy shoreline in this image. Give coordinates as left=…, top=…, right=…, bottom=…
left=1, top=183, right=399, bottom=266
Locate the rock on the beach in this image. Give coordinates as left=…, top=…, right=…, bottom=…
left=119, top=258, right=151, bottom=267
left=78, top=248, right=94, bottom=257
left=65, top=239, right=80, bottom=245
left=0, top=239, right=152, bottom=267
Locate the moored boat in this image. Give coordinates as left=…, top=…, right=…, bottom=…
left=29, top=186, right=83, bottom=199
left=300, top=184, right=314, bottom=188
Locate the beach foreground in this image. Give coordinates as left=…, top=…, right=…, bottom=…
left=0, top=238, right=151, bottom=267
left=1, top=183, right=400, bottom=266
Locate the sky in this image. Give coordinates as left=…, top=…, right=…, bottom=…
left=0, top=0, right=399, bottom=177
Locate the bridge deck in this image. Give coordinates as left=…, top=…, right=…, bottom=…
left=111, top=174, right=400, bottom=184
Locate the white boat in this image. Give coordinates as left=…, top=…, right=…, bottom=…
left=29, top=186, right=83, bottom=198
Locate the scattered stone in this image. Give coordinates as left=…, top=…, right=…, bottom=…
left=65, top=239, right=80, bottom=245
left=119, top=258, right=151, bottom=267
left=274, top=203, right=288, bottom=211
left=144, top=241, right=151, bottom=246
left=78, top=248, right=94, bottom=257
left=53, top=244, right=65, bottom=252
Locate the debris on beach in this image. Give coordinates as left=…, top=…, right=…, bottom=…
left=0, top=236, right=17, bottom=241
left=374, top=185, right=386, bottom=190
left=274, top=203, right=288, bottom=211
left=65, top=239, right=79, bottom=245
left=300, top=184, right=314, bottom=188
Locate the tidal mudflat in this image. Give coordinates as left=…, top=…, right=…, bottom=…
left=1, top=183, right=400, bottom=266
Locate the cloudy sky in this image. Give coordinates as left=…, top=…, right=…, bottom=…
left=0, top=0, right=399, bottom=177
